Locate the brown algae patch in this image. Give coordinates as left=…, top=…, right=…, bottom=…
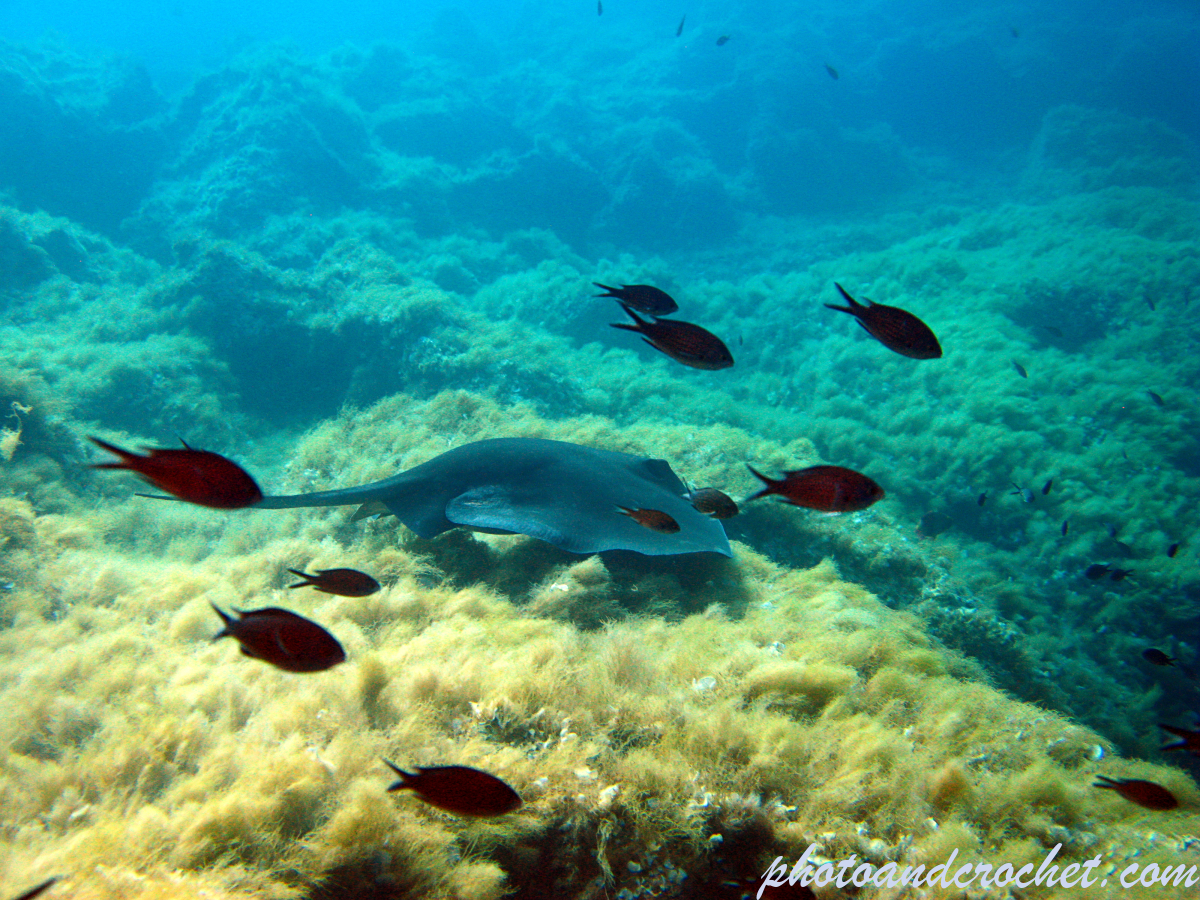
left=0, top=499, right=1195, bottom=897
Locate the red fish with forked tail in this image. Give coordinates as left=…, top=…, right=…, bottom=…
left=288, top=567, right=380, bottom=597
left=610, top=305, right=733, bottom=370
left=90, top=436, right=262, bottom=509
left=746, top=464, right=884, bottom=513
left=384, top=760, right=522, bottom=816
left=211, top=604, right=345, bottom=673
left=1092, top=775, right=1178, bottom=811
left=825, top=283, right=942, bottom=359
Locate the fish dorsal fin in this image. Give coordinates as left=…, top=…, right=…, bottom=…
left=351, top=499, right=392, bottom=522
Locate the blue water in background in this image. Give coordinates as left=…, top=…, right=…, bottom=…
left=1, top=0, right=1196, bottom=229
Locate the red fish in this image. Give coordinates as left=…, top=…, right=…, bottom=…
left=288, top=567, right=380, bottom=597
left=611, top=305, right=733, bottom=370
left=825, top=283, right=942, bottom=359
left=617, top=506, right=680, bottom=534
left=90, top=436, right=262, bottom=509
left=1093, top=775, right=1178, bottom=811
left=593, top=282, right=679, bottom=316
left=211, top=604, right=345, bottom=673
left=746, top=464, right=884, bottom=513
left=384, top=760, right=522, bottom=816
left=687, top=487, right=739, bottom=519
left=1160, top=723, right=1200, bottom=756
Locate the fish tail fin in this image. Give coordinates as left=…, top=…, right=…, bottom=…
left=744, top=464, right=778, bottom=501
left=88, top=435, right=136, bottom=467
left=1093, top=775, right=1118, bottom=790
left=610, top=304, right=648, bottom=332
left=593, top=282, right=620, bottom=297
left=383, top=758, right=415, bottom=791
left=210, top=602, right=235, bottom=638
left=826, top=283, right=864, bottom=314
left=287, top=568, right=314, bottom=588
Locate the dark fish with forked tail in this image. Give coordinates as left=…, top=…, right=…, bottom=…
left=825, top=283, right=941, bottom=359
left=1093, top=776, right=1178, bottom=811
left=211, top=604, right=345, bottom=673
left=90, top=436, right=262, bottom=509
left=384, top=760, right=522, bottom=816
left=593, top=282, right=679, bottom=315
left=611, top=305, right=734, bottom=370
left=288, top=567, right=380, bottom=597
left=687, top=487, right=739, bottom=519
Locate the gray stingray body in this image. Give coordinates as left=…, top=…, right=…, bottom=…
left=256, top=437, right=731, bottom=557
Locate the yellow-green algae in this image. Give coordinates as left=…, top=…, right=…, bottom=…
left=1, top=393, right=1196, bottom=899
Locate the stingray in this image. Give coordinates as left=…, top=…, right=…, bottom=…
left=254, top=437, right=731, bottom=557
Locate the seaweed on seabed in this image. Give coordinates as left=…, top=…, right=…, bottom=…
left=302, top=853, right=431, bottom=900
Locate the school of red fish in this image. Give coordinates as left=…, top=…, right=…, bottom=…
left=66, top=277, right=1193, bottom=900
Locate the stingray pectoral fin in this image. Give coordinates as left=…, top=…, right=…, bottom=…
left=445, top=487, right=569, bottom=547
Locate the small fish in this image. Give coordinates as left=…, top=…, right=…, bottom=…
left=1092, top=775, right=1179, bottom=811
left=610, top=305, right=733, bottom=370
left=1041, top=478, right=1053, bottom=495
left=917, top=511, right=954, bottom=538
left=11, top=880, right=59, bottom=900
left=1084, top=563, right=1111, bottom=580
left=384, top=759, right=522, bottom=816
left=1061, top=520, right=1069, bottom=536
left=716, top=34, right=730, bottom=46
left=824, top=63, right=839, bottom=80
left=1140, top=651, right=1197, bottom=681
left=977, top=491, right=988, bottom=507
left=1143, top=648, right=1177, bottom=667
left=90, top=437, right=262, bottom=509
left=676, top=14, right=685, bottom=36
left=211, top=604, right=345, bottom=673
left=687, top=487, right=739, bottom=519
left=1146, top=296, right=1156, bottom=311
left=1012, top=360, right=1028, bottom=378
left=1108, top=567, right=1133, bottom=582
left=825, top=283, right=941, bottom=359
left=288, top=567, right=380, bottom=597
left=1147, top=390, right=1164, bottom=407
left=1037, top=324, right=1064, bottom=338
left=617, top=506, right=681, bottom=534
left=1167, top=541, right=1181, bottom=558
left=1010, top=483, right=1034, bottom=503
left=746, top=464, right=884, bottom=514
left=1009, top=25, right=1020, bottom=38
left=593, top=282, right=679, bottom=316
left=1160, top=723, right=1200, bottom=756
left=597, top=0, right=602, bottom=14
